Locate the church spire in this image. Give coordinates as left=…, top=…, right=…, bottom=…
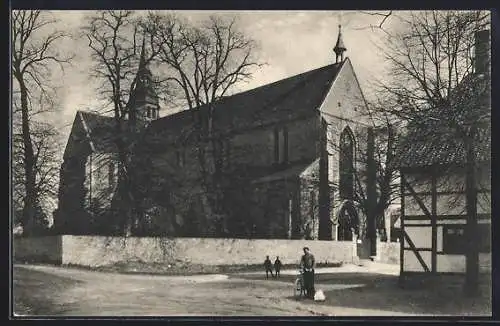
left=334, top=25, right=347, bottom=64
left=138, top=36, right=148, bottom=73
left=127, top=35, right=160, bottom=130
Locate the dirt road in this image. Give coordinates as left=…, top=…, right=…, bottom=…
left=12, top=264, right=491, bottom=317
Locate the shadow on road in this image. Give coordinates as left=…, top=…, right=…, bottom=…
left=231, top=271, right=395, bottom=286
left=12, top=264, right=491, bottom=317
left=13, top=267, right=84, bottom=316
left=233, top=271, right=492, bottom=316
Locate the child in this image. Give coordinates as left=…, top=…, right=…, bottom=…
left=264, top=255, right=274, bottom=279
left=274, top=256, right=282, bottom=278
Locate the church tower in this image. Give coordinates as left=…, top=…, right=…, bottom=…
left=334, top=25, right=347, bottom=64
left=127, top=38, right=160, bottom=131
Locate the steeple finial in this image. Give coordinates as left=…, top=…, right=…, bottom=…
left=334, top=24, right=347, bottom=64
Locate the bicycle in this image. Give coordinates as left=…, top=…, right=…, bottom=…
left=294, top=270, right=306, bottom=299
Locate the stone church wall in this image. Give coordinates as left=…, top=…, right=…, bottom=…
left=141, top=113, right=321, bottom=238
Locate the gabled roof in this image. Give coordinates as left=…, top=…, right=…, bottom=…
left=395, top=72, right=491, bottom=170
left=396, top=125, right=490, bottom=169
left=146, top=62, right=343, bottom=138
left=69, top=61, right=344, bottom=156
left=77, top=111, right=119, bottom=153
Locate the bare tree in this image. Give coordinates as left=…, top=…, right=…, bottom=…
left=374, top=10, right=490, bottom=295
left=12, top=116, right=62, bottom=232
left=83, top=10, right=165, bottom=235
left=376, top=11, right=489, bottom=116
left=326, top=105, right=399, bottom=243
left=144, top=13, right=263, bottom=235
left=11, top=10, right=73, bottom=235
left=356, top=11, right=394, bottom=33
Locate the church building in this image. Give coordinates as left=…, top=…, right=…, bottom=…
left=55, top=27, right=376, bottom=241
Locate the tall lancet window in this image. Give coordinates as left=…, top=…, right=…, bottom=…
left=339, top=126, right=355, bottom=200
left=274, top=126, right=288, bottom=164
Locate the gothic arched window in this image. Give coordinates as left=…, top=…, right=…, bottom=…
left=339, top=126, right=355, bottom=200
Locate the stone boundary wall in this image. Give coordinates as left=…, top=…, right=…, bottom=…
left=14, top=236, right=362, bottom=268
left=13, top=236, right=63, bottom=264
left=376, top=241, right=400, bottom=265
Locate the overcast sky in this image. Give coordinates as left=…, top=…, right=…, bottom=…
left=31, top=10, right=403, bottom=143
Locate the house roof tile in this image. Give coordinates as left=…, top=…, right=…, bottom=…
left=395, top=119, right=490, bottom=169
left=395, top=73, right=491, bottom=170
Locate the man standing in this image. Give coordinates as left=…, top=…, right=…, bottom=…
left=274, top=256, right=282, bottom=278
left=264, top=255, right=274, bottom=279
left=300, top=247, right=315, bottom=298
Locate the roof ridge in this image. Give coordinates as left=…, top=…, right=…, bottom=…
left=77, top=109, right=113, bottom=117
left=224, top=63, right=338, bottom=99
left=150, top=63, right=339, bottom=127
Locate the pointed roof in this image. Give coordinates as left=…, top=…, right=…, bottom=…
left=76, top=111, right=119, bottom=154
left=146, top=62, right=344, bottom=139
left=334, top=25, right=347, bottom=54
left=127, top=36, right=158, bottom=111
left=137, top=36, right=152, bottom=77
left=139, top=37, right=146, bottom=66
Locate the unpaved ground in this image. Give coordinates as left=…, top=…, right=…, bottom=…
left=12, top=263, right=491, bottom=317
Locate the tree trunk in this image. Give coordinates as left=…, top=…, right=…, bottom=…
left=464, top=128, right=479, bottom=296
left=19, top=81, right=37, bottom=236
left=115, top=98, right=141, bottom=236
left=366, top=128, right=378, bottom=257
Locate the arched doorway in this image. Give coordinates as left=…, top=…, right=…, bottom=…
left=339, top=126, right=355, bottom=200
left=337, top=200, right=359, bottom=241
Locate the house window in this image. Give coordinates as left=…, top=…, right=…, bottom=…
left=274, top=126, right=288, bottom=164
left=443, top=225, right=466, bottom=255
left=339, top=126, right=355, bottom=200
left=443, top=223, right=491, bottom=255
